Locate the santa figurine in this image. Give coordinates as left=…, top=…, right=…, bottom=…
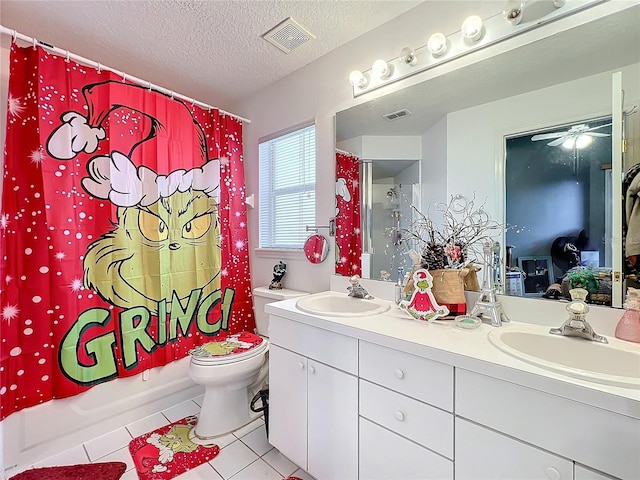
left=401, top=269, right=449, bottom=322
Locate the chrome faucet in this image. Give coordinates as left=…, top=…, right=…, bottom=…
left=549, top=288, right=608, bottom=343
left=347, top=275, right=373, bottom=299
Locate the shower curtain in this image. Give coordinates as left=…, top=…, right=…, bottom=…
left=335, top=150, right=361, bottom=276
left=0, top=44, right=254, bottom=419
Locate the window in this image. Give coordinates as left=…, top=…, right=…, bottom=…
left=259, top=124, right=316, bottom=249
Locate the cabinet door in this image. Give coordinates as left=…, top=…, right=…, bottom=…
left=269, top=345, right=308, bottom=470
left=456, top=418, right=573, bottom=480
left=359, top=417, right=453, bottom=480
left=307, top=360, right=358, bottom=480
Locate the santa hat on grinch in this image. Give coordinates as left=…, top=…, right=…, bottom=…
left=46, top=80, right=220, bottom=207
left=413, top=269, right=433, bottom=285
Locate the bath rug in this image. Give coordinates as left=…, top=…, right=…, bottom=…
left=128, top=415, right=220, bottom=480
left=8, top=462, right=127, bottom=480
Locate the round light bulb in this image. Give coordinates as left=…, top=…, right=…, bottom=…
left=372, top=59, right=391, bottom=79
left=562, top=137, right=576, bottom=149
left=427, top=33, right=448, bottom=57
left=400, top=46, right=417, bottom=66
left=349, top=70, right=367, bottom=88
left=575, top=134, right=593, bottom=149
left=461, top=15, right=484, bottom=42
left=503, top=0, right=525, bottom=26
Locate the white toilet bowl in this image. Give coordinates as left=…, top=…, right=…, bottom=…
left=188, top=332, right=269, bottom=445
left=188, top=287, right=308, bottom=445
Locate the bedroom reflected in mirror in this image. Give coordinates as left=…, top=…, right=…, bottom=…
left=505, top=116, right=613, bottom=305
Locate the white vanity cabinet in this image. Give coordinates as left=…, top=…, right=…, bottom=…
left=358, top=341, right=454, bottom=480
left=268, top=316, right=359, bottom=480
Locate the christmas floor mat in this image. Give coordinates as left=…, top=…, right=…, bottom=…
left=128, top=415, right=220, bottom=480
left=9, top=462, right=127, bottom=480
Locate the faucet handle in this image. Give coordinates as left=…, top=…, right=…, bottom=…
left=566, top=300, right=589, bottom=317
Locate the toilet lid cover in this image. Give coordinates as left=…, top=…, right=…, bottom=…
left=189, top=332, right=266, bottom=363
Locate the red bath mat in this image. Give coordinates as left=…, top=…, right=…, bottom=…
left=8, top=462, right=126, bottom=480
left=128, top=415, right=220, bottom=480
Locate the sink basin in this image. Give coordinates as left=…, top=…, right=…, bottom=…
left=295, top=291, right=391, bottom=317
left=488, top=324, right=640, bottom=388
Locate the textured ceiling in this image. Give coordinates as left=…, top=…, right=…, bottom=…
left=0, top=0, right=421, bottom=111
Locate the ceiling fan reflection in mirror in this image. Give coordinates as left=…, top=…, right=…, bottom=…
left=531, top=123, right=611, bottom=149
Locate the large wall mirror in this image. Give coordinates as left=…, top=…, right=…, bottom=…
left=335, top=3, right=640, bottom=308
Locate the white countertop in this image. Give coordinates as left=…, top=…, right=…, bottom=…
left=266, top=295, right=640, bottom=420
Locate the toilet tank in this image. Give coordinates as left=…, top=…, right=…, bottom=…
left=252, top=287, right=308, bottom=337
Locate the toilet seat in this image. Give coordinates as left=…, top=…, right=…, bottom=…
left=189, top=332, right=268, bottom=366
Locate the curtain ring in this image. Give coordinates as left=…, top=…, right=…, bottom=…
left=170, top=91, right=174, bottom=100
left=148, top=81, right=152, bottom=92
left=33, top=37, right=37, bottom=50
left=96, top=62, right=102, bottom=74
left=191, top=98, right=196, bottom=109
left=11, top=30, right=17, bottom=44
left=122, top=71, right=127, bottom=83
left=65, top=51, right=70, bottom=63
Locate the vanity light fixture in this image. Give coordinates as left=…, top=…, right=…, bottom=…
left=349, top=70, right=368, bottom=88
left=461, top=15, right=484, bottom=43
left=372, top=59, right=392, bottom=79
left=400, top=46, right=418, bottom=66
left=427, top=33, right=449, bottom=57
left=347, top=0, right=602, bottom=97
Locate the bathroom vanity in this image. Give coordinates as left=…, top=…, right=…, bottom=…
left=266, top=293, right=640, bottom=480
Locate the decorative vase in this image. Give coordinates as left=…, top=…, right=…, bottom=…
left=615, top=287, right=640, bottom=343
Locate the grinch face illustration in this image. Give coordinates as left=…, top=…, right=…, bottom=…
left=45, top=81, right=223, bottom=314
left=83, top=190, right=220, bottom=313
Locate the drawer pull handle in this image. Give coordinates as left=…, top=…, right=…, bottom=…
left=544, top=467, right=561, bottom=480
left=298, top=362, right=305, bottom=370
left=394, top=410, right=405, bottom=422
left=309, top=365, right=316, bottom=375
left=394, top=369, right=405, bottom=379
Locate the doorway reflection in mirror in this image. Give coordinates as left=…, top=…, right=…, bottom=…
left=505, top=116, right=613, bottom=304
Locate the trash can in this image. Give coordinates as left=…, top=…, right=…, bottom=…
left=250, top=388, right=269, bottom=438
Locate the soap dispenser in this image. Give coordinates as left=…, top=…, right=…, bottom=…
left=615, top=287, right=640, bottom=343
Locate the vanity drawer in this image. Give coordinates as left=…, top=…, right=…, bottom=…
left=456, top=369, right=640, bottom=480
left=269, top=315, right=358, bottom=374
left=359, top=340, right=453, bottom=411
left=359, top=379, right=453, bottom=459
left=359, top=417, right=453, bottom=480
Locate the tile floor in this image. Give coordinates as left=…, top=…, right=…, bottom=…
left=18, top=395, right=315, bottom=480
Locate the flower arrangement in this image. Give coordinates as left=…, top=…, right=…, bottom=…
left=402, top=193, right=504, bottom=270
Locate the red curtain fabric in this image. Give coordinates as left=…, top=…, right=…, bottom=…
left=0, top=44, right=254, bottom=419
left=335, top=151, right=361, bottom=276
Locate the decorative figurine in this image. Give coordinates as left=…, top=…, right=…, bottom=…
left=269, top=261, right=287, bottom=290
left=400, top=268, right=449, bottom=322
left=468, top=241, right=510, bottom=327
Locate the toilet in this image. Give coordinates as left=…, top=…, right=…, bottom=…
left=188, top=286, right=308, bottom=445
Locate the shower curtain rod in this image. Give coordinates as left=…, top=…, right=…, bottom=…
left=336, top=148, right=359, bottom=157
left=0, top=25, right=251, bottom=124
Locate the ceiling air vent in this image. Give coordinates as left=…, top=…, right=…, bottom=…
left=262, top=17, right=315, bottom=54
left=383, top=109, right=412, bottom=121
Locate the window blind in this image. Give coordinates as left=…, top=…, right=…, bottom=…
left=259, top=124, right=316, bottom=249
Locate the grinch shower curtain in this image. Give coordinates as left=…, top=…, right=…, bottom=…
left=0, top=44, right=254, bottom=419
left=335, top=150, right=361, bottom=277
